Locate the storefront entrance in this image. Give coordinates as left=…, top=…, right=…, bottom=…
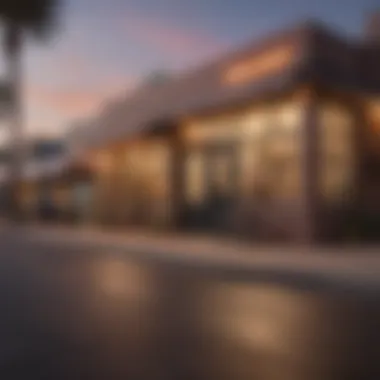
left=71, top=181, right=94, bottom=223
left=182, top=143, right=239, bottom=231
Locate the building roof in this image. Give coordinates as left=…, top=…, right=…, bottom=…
left=72, top=20, right=380, bottom=151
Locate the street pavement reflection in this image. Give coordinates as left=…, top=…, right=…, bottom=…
left=0, top=231, right=378, bottom=379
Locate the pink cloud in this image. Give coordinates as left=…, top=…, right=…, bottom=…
left=123, top=13, right=228, bottom=59
left=60, top=55, right=90, bottom=78
left=24, top=12, right=228, bottom=134
left=28, top=87, right=100, bottom=115
left=26, top=78, right=135, bottom=118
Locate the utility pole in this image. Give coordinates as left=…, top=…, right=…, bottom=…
left=4, top=24, right=24, bottom=221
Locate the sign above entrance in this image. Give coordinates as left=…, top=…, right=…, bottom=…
left=185, top=115, right=245, bottom=143
left=223, top=43, right=295, bottom=86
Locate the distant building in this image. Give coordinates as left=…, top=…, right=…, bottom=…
left=4, top=137, right=91, bottom=221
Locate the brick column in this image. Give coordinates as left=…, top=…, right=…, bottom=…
left=170, top=127, right=186, bottom=229
left=299, top=89, right=320, bottom=244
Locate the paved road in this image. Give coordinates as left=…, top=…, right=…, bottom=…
left=18, top=224, right=380, bottom=293
left=0, top=229, right=161, bottom=379
left=0, top=227, right=379, bottom=380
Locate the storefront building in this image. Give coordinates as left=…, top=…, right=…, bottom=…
left=67, top=19, right=380, bottom=243
left=3, top=138, right=93, bottom=223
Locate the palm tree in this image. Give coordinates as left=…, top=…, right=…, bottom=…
left=0, top=0, right=60, bottom=219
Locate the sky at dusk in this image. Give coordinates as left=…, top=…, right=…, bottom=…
left=1, top=0, right=378, bottom=140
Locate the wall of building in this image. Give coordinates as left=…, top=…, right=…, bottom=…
left=19, top=182, right=39, bottom=220
left=91, top=138, right=172, bottom=228
left=70, top=88, right=370, bottom=242
left=179, top=92, right=307, bottom=240
left=313, top=96, right=359, bottom=240
left=178, top=88, right=366, bottom=242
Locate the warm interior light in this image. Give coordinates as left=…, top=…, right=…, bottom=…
left=223, top=44, right=294, bottom=86
left=367, top=98, right=380, bottom=127
left=96, top=152, right=113, bottom=172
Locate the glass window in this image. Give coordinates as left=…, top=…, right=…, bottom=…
left=240, top=142, right=261, bottom=196
left=184, top=102, right=303, bottom=202
left=319, top=103, right=355, bottom=201
left=240, top=110, right=269, bottom=195
left=186, top=115, right=243, bottom=143
left=366, top=99, right=380, bottom=148
left=258, top=102, right=303, bottom=200
left=184, top=150, right=205, bottom=205
left=243, top=111, right=268, bottom=139
left=146, top=143, right=170, bottom=198
left=96, top=151, right=113, bottom=174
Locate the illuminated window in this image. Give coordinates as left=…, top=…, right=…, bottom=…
left=258, top=102, right=303, bottom=200
left=145, top=143, right=169, bottom=198
left=183, top=102, right=303, bottom=201
left=96, top=151, right=113, bottom=173
left=244, top=111, right=268, bottom=138
left=240, top=110, right=269, bottom=195
left=208, top=149, right=237, bottom=197
left=184, top=151, right=205, bottom=205
left=186, top=115, right=243, bottom=143
left=367, top=99, right=380, bottom=146
left=319, top=103, right=355, bottom=201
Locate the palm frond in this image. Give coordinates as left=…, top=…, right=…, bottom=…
left=0, top=0, right=60, bottom=38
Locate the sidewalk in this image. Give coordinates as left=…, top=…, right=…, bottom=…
left=16, top=222, right=380, bottom=278
left=22, top=222, right=286, bottom=259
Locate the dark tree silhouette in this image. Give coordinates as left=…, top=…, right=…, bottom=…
left=0, top=0, right=60, bottom=219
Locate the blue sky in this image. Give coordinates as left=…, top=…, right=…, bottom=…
left=8, top=0, right=379, bottom=138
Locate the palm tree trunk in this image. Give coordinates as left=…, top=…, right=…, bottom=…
left=4, top=22, right=24, bottom=221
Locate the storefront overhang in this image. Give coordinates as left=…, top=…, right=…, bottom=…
left=60, top=161, right=95, bottom=183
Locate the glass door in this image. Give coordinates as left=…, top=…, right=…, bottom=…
left=182, top=143, right=238, bottom=230
left=203, top=144, right=238, bottom=230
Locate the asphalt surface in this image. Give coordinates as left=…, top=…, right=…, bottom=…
left=18, top=224, right=380, bottom=295
left=0, top=227, right=379, bottom=380
left=0, top=229, right=160, bottom=379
